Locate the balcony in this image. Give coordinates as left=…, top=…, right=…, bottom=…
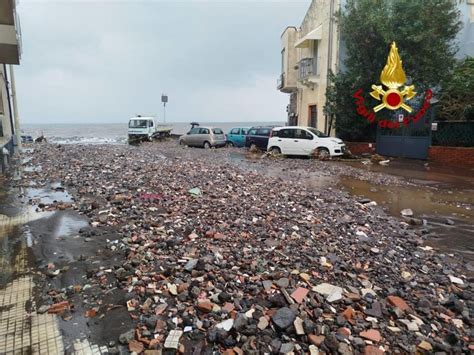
left=277, top=73, right=284, bottom=90
left=298, top=58, right=319, bottom=84
left=0, top=0, right=21, bottom=64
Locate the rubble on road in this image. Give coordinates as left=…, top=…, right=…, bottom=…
left=19, top=142, right=473, bottom=353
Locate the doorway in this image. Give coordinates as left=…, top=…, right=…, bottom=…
left=309, top=105, right=317, bottom=128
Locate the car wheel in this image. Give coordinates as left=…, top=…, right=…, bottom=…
left=317, top=147, right=330, bottom=158
left=203, top=141, right=211, bottom=149
left=269, top=146, right=281, bottom=155
left=179, top=140, right=185, bottom=146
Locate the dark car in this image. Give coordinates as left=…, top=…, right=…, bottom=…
left=244, top=126, right=275, bottom=150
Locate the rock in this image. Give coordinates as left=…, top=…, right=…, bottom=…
left=294, top=317, right=305, bottom=335
left=400, top=208, right=413, bottom=217
left=276, top=278, right=289, bottom=288
left=37, top=305, right=50, bottom=314
left=386, top=295, right=410, bottom=312
left=359, top=329, right=381, bottom=343
left=418, top=340, right=433, bottom=351
left=448, top=275, right=464, bottom=285
left=257, top=317, right=269, bottom=330
left=216, top=319, right=234, bottom=331
left=272, top=307, right=296, bottom=330
left=184, top=259, right=198, bottom=271
left=119, top=329, right=135, bottom=345
left=308, top=335, right=325, bottom=347
left=197, top=301, right=214, bottom=313
left=280, top=342, right=294, bottom=354
left=291, top=287, right=309, bottom=303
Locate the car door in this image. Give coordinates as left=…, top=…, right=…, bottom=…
left=277, top=128, right=295, bottom=154
left=293, top=128, right=315, bottom=155
left=198, top=128, right=210, bottom=146
left=229, top=128, right=240, bottom=146
left=256, top=128, right=271, bottom=149
left=239, top=128, right=249, bottom=147
left=186, top=127, right=200, bottom=146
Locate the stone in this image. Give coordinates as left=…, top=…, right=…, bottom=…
left=312, top=283, right=343, bottom=297
left=216, top=319, right=234, bottom=331
left=197, top=301, right=214, bottom=313
left=280, top=342, right=294, bottom=354
left=291, top=287, right=309, bottom=303
left=364, top=302, right=382, bottom=318
left=418, top=340, right=433, bottom=351
left=119, top=329, right=135, bottom=345
left=129, top=340, right=144, bottom=353
left=184, top=259, right=198, bottom=271
left=448, top=275, right=464, bottom=285
left=386, top=296, right=410, bottom=312
left=364, top=345, right=385, bottom=355
left=272, top=307, right=297, bottom=330
left=308, top=335, right=325, bottom=347
left=400, top=208, right=413, bottom=216
left=359, top=329, right=382, bottom=343
left=294, top=317, right=305, bottom=335
left=277, top=278, right=289, bottom=288
left=257, top=316, right=269, bottom=330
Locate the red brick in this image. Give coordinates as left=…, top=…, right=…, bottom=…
left=360, top=329, right=382, bottom=342
left=291, top=287, right=309, bottom=303
left=386, top=295, right=410, bottom=312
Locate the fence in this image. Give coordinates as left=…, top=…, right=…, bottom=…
left=431, top=121, right=474, bottom=147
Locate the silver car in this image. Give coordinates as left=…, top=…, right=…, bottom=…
left=179, top=127, right=227, bottom=148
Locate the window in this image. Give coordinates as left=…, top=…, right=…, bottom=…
left=279, top=129, right=294, bottom=138
left=213, top=128, right=223, bottom=134
left=307, top=127, right=328, bottom=138
left=230, top=128, right=240, bottom=135
left=148, top=121, right=154, bottom=127
left=295, top=129, right=313, bottom=140
left=129, top=119, right=148, bottom=128
left=248, top=129, right=257, bottom=135
left=272, top=130, right=280, bottom=137
left=257, top=128, right=270, bottom=136
left=200, top=128, right=210, bottom=134
left=189, top=127, right=200, bottom=134
left=281, top=48, right=285, bottom=74
left=241, top=128, right=248, bottom=135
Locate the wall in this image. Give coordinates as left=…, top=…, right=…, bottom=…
left=0, top=65, right=12, bottom=139
left=345, top=142, right=376, bottom=155
left=281, top=27, right=298, bottom=89
left=428, top=146, right=474, bottom=167
left=295, top=0, right=341, bottom=135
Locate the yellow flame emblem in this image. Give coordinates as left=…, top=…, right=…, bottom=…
left=370, top=42, right=416, bottom=112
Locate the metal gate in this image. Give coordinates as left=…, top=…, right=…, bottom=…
left=376, top=108, right=434, bottom=159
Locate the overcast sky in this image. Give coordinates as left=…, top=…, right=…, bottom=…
left=16, top=0, right=309, bottom=124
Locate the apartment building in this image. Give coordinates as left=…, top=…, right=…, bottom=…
left=278, top=0, right=343, bottom=135
left=0, top=0, right=22, bottom=172
left=278, top=0, right=473, bottom=136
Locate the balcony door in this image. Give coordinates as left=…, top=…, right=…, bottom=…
left=309, top=105, right=317, bottom=128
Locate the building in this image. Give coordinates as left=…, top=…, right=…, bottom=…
left=0, top=0, right=22, bottom=172
left=278, top=0, right=474, bottom=136
left=278, top=0, right=343, bottom=135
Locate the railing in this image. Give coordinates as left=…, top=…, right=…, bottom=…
left=277, top=73, right=284, bottom=90
left=298, top=57, right=318, bottom=80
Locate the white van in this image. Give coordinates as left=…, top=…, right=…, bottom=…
left=267, top=126, right=346, bottom=157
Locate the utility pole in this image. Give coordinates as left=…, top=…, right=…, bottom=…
left=9, top=65, right=21, bottom=149
left=161, top=93, right=168, bottom=123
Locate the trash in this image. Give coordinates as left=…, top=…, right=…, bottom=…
left=164, top=330, right=183, bottom=349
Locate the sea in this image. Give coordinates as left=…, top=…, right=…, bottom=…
left=21, top=121, right=285, bottom=144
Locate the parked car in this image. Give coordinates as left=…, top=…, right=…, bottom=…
left=244, top=126, right=275, bottom=150
left=226, top=127, right=250, bottom=147
left=267, top=126, right=346, bottom=157
left=179, top=126, right=226, bottom=148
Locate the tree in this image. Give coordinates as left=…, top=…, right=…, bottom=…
left=325, top=0, right=462, bottom=141
left=438, top=57, right=474, bottom=121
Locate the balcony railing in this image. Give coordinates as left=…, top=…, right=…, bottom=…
left=298, top=57, right=319, bottom=81
left=277, top=73, right=284, bottom=90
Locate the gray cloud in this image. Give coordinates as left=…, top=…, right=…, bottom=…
left=16, top=0, right=309, bottom=123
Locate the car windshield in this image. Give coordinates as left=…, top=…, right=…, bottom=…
left=129, top=119, right=149, bottom=128
left=307, top=128, right=329, bottom=138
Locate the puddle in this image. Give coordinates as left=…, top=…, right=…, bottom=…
left=25, top=187, right=72, bottom=204
left=337, top=176, right=474, bottom=261
left=0, top=207, right=53, bottom=231
left=54, top=213, right=88, bottom=239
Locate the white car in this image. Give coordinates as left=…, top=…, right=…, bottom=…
left=267, top=126, right=346, bottom=157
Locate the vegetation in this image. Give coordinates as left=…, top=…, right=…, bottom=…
left=438, top=57, right=474, bottom=121
left=325, top=0, right=462, bottom=141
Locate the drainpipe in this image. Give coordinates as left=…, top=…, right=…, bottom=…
left=3, top=64, right=15, bottom=140
left=9, top=65, right=21, bottom=149
left=325, top=0, right=335, bottom=135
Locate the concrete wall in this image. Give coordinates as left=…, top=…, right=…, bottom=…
left=281, top=27, right=298, bottom=89
left=0, top=65, right=12, bottom=139
left=294, top=0, right=341, bottom=134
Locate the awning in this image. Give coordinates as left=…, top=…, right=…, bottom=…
left=294, top=25, right=322, bottom=48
